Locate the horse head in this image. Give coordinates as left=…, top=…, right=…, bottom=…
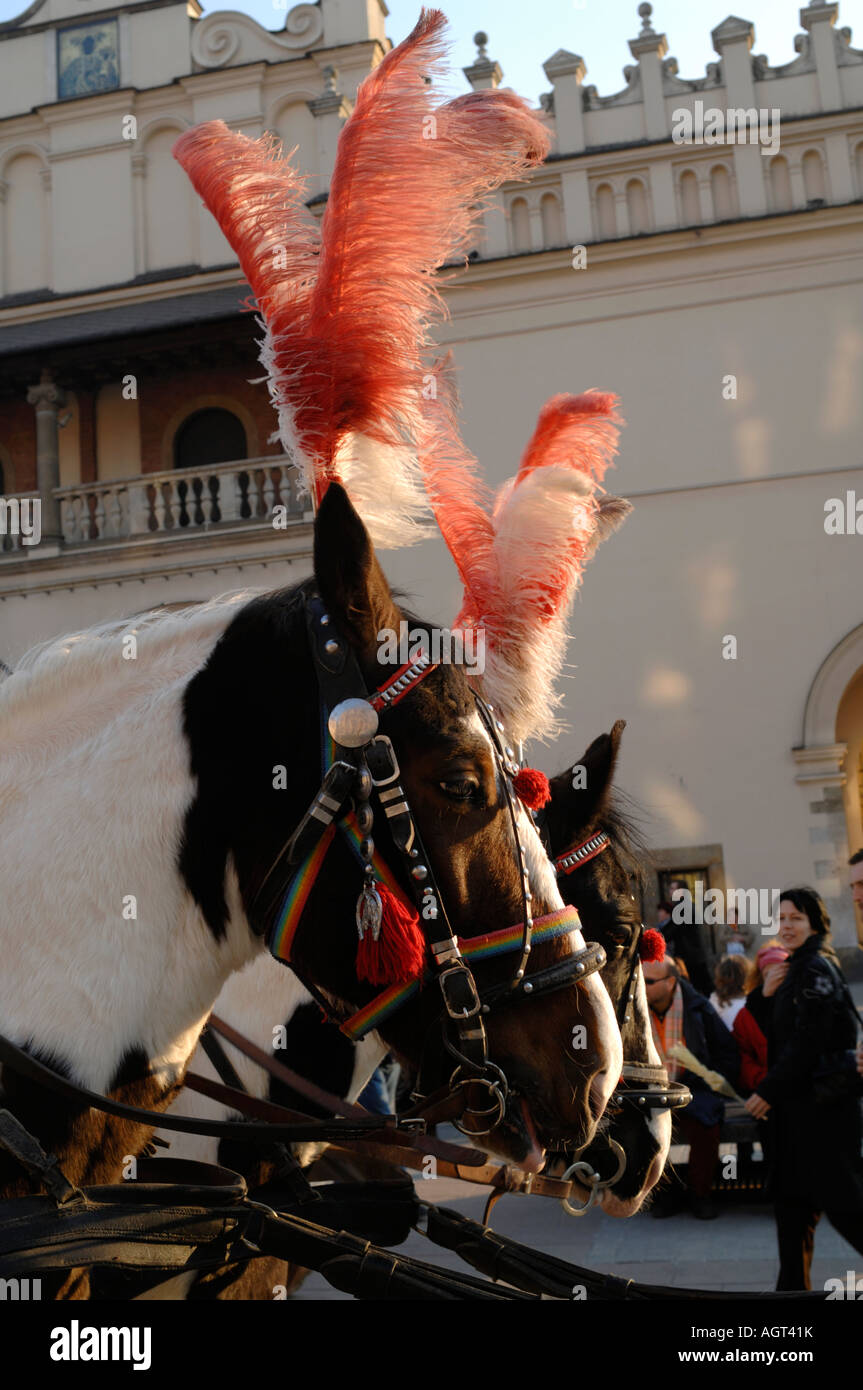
left=180, top=485, right=621, bottom=1168
left=542, top=721, right=672, bottom=1213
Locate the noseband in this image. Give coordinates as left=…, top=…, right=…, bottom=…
left=550, top=832, right=691, bottom=1117
left=254, top=586, right=606, bottom=1138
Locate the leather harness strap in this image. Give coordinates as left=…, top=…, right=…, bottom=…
left=208, top=1014, right=370, bottom=1122
left=0, top=1031, right=393, bottom=1146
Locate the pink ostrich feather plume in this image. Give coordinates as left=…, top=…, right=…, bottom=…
left=418, top=356, right=497, bottom=624
left=173, top=8, right=550, bottom=546
left=436, top=390, right=625, bottom=744
left=171, top=121, right=319, bottom=325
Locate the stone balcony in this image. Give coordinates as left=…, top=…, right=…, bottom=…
left=0, top=456, right=314, bottom=595
left=54, top=456, right=301, bottom=545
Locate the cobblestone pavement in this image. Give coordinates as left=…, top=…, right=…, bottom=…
left=295, top=981, right=863, bottom=1300
left=292, top=1169, right=861, bottom=1301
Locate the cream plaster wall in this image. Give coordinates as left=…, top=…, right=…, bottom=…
left=96, top=383, right=140, bottom=479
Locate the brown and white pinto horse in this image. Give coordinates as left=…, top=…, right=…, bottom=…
left=131, top=725, right=667, bottom=1302
left=0, top=485, right=620, bottom=1297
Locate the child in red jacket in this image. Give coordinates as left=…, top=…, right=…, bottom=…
left=733, top=945, right=789, bottom=1091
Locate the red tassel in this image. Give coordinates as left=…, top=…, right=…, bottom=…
left=356, top=883, right=426, bottom=986
left=640, top=928, right=666, bottom=963
left=512, top=767, right=551, bottom=811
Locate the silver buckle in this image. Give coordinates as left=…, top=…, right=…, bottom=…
left=439, top=963, right=482, bottom=1020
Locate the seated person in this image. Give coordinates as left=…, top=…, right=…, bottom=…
left=645, top=955, right=740, bottom=1220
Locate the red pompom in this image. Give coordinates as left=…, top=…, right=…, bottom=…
left=640, top=929, right=666, bottom=963
left=512, top=767, right=551, bottom=811
left=356, top=883, right=426, bottom=986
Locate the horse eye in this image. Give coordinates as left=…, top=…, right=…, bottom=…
left=440, top=778, right=479, bottom=801
left=606, top=926, right=631, bottom=947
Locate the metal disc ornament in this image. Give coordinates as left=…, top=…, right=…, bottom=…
left=328, top=698, right=379, bottom=748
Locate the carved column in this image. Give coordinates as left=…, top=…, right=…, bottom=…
left=792, top=743, right=858, bottom=952
left=800, top=1, right=842, bottom=111
left=26, top=368, right=65, bottom=544
left=628, top=4, right=669, bottom=142
left=711, top=15, right=768, bottom=217
left=696, top=170, right=714, bottom=223
left=307, top=66, right=351, bottom=197
left=131, top=152, right=147, bottom=278
left=543, top=49, right=586, bottom=154
left=788, top=153, right=807, bottom=208
left=463, top=32, right=502, bottom=92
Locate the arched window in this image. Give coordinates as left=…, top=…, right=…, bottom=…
left=802, top=149, right=826, bottom=204
left=769, top=155, right=792, bottom=213
left=679, top=170, right=700, bottom=225
left=595, top=183, right=616, bottom=240
left=710, top=164, right=734, bottom=220
left=173, top=409, right=247, bottom=470
left=625, top=178, right=649, bottom=235
left=510, top=197, right=531, bottom=252
left=540, top=192, right=563, bottom=247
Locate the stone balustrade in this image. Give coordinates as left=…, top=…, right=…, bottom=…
left=50, top=457, right=303, bottom=548
left=0, top=492, right=40, bottom=553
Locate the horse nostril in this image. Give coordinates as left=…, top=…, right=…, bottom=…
left=589, top=1068, right=616, bottom=1122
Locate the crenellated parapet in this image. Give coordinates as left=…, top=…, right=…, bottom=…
left=514, top=1, right=863, bottom=257
left=1, top=0, right=862, bottom=295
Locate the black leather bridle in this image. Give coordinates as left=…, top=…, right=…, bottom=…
left=547, top=829, right=691, bottom=1117
left=253, top=586, right=607, bottom=1139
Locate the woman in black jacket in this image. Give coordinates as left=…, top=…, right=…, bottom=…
left=744, top=888, right=863, bottom=1290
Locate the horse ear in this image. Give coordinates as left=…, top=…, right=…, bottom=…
left=549, top=719, right=626, bottom=833
left=313, top=482, right=401, bottom=659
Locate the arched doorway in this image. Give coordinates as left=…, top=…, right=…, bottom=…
left=794, top=621, right=863, bottom=952
left=173, top=408, right=247, bottom=470
left=837, top=668, right=863, bottom=881
left=170, top=409, right=247, bottom=528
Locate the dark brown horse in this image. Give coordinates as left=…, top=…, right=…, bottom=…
left=543, top=721, right=671, bottom=1215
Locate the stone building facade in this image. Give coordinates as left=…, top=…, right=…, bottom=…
left=1, top=0, right=862, bottom=957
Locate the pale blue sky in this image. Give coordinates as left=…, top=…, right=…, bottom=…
left=2, top=0, right=863, bottom=105
left=378, top=0, right=863, bottom=104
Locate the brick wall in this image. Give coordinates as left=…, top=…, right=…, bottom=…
left=138, top=366, right=282, bottom=473
left=0, top=398, right=37, bottom=491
